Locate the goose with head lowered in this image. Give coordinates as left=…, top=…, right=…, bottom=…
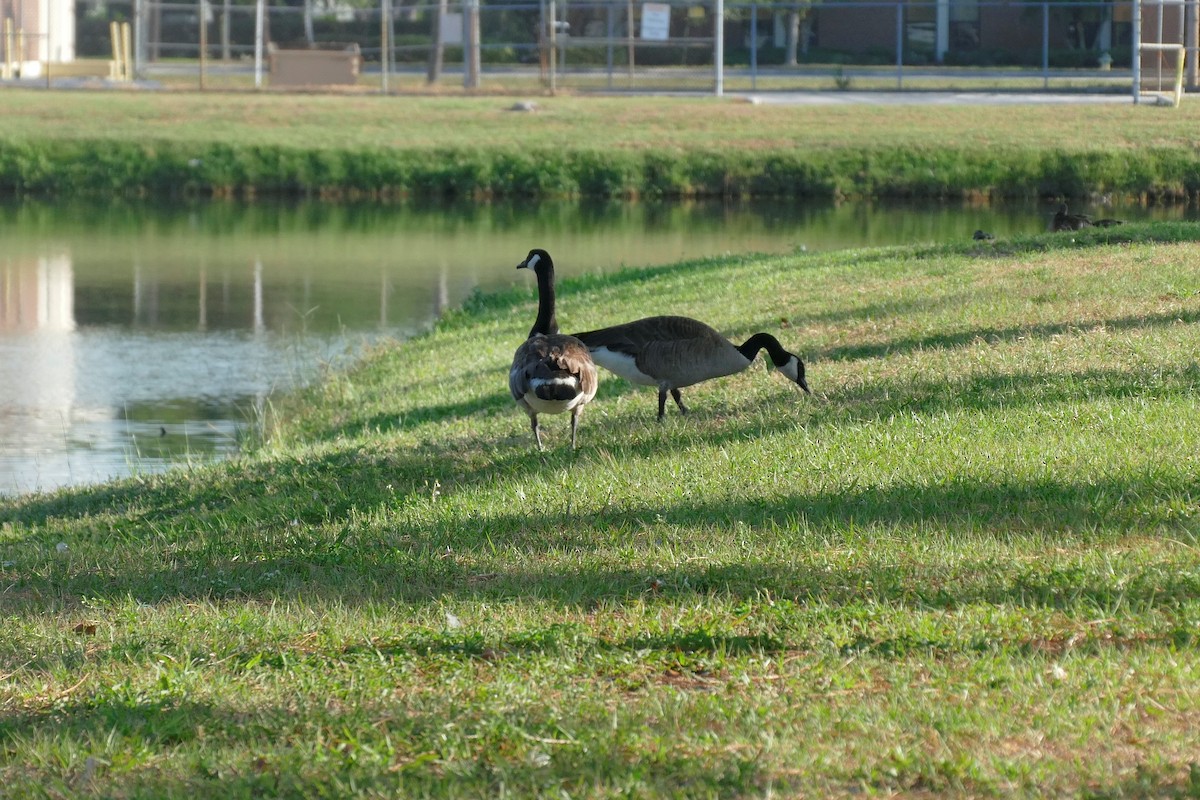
left=509, top=249, right=598, bottom=450
left=570, top=315, right=810, bottom=421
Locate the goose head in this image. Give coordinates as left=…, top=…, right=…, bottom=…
left=517, top=248, right=554, bottom=275
left=767, top=350, right=811, bottom=395
left=772, top=355, right=811, bottom=395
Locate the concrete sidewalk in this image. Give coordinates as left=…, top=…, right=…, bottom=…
left=734, top=91, right=1141, bottom=106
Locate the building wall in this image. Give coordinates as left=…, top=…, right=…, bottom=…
left=813, top=3, right=900, bottom=54
left=811, top=0, right=1112, bottom=59
left=977, top=6, right=1070, bottom=53
left=2, top=0, right=75, bottom=63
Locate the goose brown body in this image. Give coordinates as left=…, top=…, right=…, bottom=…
left=509, top=249, right=598, bottom=449
left=1052, top=203, right=1125, bottom=232
left=571, top=315, right=809, bottom=420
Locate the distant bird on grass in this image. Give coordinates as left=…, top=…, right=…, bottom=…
left=509, top=249, right=597, bottom=450
left=972, top=229, right=995, bottom=241
left=571, top=315, right=811, bottom=421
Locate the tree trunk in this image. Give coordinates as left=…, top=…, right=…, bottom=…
left=426, top=0, right=446, bottom=83
left=303, top=0, right=314, bottom=45
left=785, top=7, right=800, bottom=66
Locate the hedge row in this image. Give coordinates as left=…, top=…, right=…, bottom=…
left=2, top=139, right=1199, bottom=200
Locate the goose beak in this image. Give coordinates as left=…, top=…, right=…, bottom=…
left=798, top=375, right=811, bottom=395
left=517, top=251, right=542, bottom=271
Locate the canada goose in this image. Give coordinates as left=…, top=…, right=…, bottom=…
left=571, top=315, right=810, bottom=421
left=972, top=229, right=995, bottom=241
left=509, top=249, right=598, bottom=450
left=1052, top=203, right=1093, bottom=232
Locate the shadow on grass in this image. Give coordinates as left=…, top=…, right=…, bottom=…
left=2, top=355, right=1195, bottom=539
left=5, top=468, right=1196, bottom=615
left=0, top=693, right=764, bottom=799
left=815, top=307, right=1200, bottom=363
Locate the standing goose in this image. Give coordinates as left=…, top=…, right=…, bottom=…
left=570, top=315, right=811, bottom=421
left=509, top=249, right=598, bottom=450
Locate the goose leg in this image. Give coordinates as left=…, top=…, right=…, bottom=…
left=657, top=387, right=669, bottom=421
left=530, top=415, right=544, bottom=450
left=670, top=388, right=688, bottom=415
left=570, top=408, right=580, bottom=449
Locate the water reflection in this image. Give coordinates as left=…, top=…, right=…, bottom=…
left=0, top=197, right=1193, bottom=496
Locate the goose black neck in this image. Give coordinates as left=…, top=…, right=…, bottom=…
left=737, top=332, right=788, bottom=366
left=530, top=265, right=560, bottom=337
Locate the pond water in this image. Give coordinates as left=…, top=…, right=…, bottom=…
left=1, top=197, right=1192, bottom=496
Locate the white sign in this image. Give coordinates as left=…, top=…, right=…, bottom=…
left=441, top=12, right=463, bottom=45
left=641, top=3, right=670, bottom=41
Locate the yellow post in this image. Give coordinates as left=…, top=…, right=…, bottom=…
left=110, top=20, right=120, bottom=79
left=16, top=27, right=24, bottom=78
left=1172, top=46, right=1185, bottom=106
left=2, top=19, right=12, bottom=80
left=121, top=22, right=132, bottom=81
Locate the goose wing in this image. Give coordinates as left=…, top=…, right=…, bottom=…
left=572, top=316, right=737, bottom=386
left=573, top=316, right=721, bottom=348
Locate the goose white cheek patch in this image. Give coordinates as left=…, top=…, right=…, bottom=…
left=779, top=357, right=800, bottom=383
left=526, top=253, right=541, bottom=270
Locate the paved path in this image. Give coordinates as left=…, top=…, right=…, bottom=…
left=734, top=91, right=1138, bottom=106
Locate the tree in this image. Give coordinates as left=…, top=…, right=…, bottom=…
left=781, top=0, right=817, bottom=66
left=1058, top=0, right=1115, bottom=52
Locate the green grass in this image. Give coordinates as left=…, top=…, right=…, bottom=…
left=3, top=223, right=1200, bottom=797
left=2, top=91, right=1200, bottom=198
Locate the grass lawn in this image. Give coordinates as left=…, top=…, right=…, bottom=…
left=2, top=222, right=1200, bottom=797
left=5, top=90, right=1200, bottom=200
left=2, top=88, right=1199, bottom=153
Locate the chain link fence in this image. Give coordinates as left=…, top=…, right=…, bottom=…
left=7, top=0, right=1198, bottom=94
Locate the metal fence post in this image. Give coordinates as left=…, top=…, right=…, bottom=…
left=750, top=3, right=757, bottom=90
left=199, top=0, right=207, bottom=89
left=714, top=0, right=724, bottom=95
left=380, top=0, right=392, bottom=93
left=548, top=0, right=557, bottom=92
left=895, top=0, right=903, bottom=88
left=134, top=0, right=146, bottom=79
left=254, top=0, right=265, bottom=88
left=1133, top=0, right=1142, bottom=102
left=1187, top=0, right=1197, bottom=90
left=464, top=0, right=480, bottom=89
left=1042, top=1, right=1049, bottom=89
left=606, top=0, right=614, bottom=89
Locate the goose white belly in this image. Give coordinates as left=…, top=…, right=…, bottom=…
left=514, top=373, right=589, bottom=414
left=588, top=347, right=658, bottom=386
left=590, top=344, right=751, bottom=389
left=521, top=391, right=587, bottom=414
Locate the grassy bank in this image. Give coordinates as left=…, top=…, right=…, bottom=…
left=3, top=92, right=1200, bottom=199
left=3, top=224, right=1200, bottom=797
